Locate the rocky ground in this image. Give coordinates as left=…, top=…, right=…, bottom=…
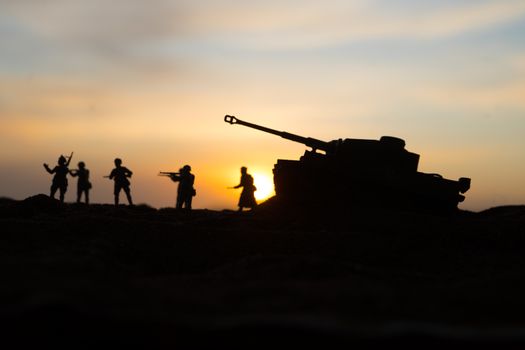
left=1, top=194, right=525, bottom=348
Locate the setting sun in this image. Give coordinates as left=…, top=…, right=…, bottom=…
left=252, top=173, right=275, bottom=201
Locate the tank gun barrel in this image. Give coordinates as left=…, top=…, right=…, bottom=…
left=224, top=115, right=331, bottom=152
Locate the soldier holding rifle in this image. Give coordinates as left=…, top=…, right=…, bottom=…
left=159, top=165, right=195, bottom=210
left=43, top=152, right=73, bottom=203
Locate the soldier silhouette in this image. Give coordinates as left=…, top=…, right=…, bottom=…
left=69, top=161, right=91, bottom=204
left=109, top=158, right=133, bottom=206
left=229, top=166, right=257, bottom=211
left=43, top=153, right=73, bottom=203
left=169, top=165, right=196, bottom=210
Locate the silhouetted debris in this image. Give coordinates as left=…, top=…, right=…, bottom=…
left=0, top=196, right=16, bottom=205
left=20, top=194, right=63, bottom=215
left=479, top=205, right=525, bottom=220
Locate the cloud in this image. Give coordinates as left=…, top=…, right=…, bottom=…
left=3, top=0, right=525, bottom=54
left=0, top=0, right=523, bottom=85
left=2, top=0, right=182, bottom=43
left=212, top=0, right=525, bottom=49
left=0, top=0, right=188, bottom=76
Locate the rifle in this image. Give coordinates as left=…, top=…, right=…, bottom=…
left=158, top=171, right=180, bottom=177
left=65, top=152, right=74, bottom=166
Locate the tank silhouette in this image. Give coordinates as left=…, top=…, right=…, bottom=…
left=224, top=115, right=471, bottom=212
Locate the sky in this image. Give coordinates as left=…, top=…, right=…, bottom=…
left=0, top=0, right=524, bottom=211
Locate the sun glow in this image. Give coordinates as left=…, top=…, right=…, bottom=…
left=252, top=173, right=275, bottom=201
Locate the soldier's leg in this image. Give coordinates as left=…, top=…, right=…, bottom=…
left=176, top=193, right=183, bottom=209
left=114, top=185, right=121, bottom=206
left=77, top=186, right=82, bottom=203
left=85, top=189, right=90, bottom=205
left=50, top=184, right=58, bottom=199
left=59, top=186, right=66, bottom=203
left=124, top=187, right=133, bottom=206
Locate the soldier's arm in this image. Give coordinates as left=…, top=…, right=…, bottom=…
left=234, top=175, right=246, bottom=188
left=43, top=164, right=54, bottom=174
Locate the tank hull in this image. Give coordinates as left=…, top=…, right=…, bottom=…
left=273, top=157, right=470, bottom=212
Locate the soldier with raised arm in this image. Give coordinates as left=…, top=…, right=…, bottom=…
left=43, top=152, right=73, bottom=203
left=109, top=158, right=133, bottom=206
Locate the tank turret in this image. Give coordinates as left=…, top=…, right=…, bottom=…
left=224, top=115, right=471, bottom=212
